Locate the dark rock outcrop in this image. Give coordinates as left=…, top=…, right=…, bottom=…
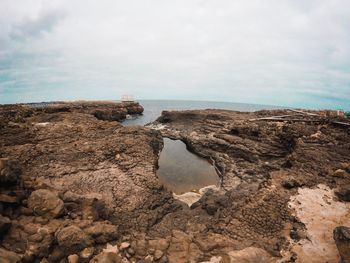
left=0, top=215, right=11, bottom=238
left=334, top=226, right=350, bottom=263
left=0, top=158, right=21, bottom=184
left=335, top=185, right=350, bottom=202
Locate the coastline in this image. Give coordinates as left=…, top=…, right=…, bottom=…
left=0, top=101, right=349, bottom=262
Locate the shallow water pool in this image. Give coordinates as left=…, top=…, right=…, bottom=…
left=157, top=138, right=220, bottom=194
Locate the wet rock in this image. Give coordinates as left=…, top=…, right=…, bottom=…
left=0, top=215, right=12, bottom=238
left=90, top=252, right=122, bottom=263
left=333, top=226, right=350, bottom=263
left=27, top=189, right=64, bottom=218
left=0, top=158, right=21, bottom=184
left=335, top=185, right=350, bottom=202
left=84, top=222, right=118, bottom=243
left=55, top=226, right=92, bottom=254
left=0, top=248, right=21, bottom=262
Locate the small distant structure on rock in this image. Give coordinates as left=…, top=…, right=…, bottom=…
left=121, top=95, right=134, bottom=102
left=319, top=109, right=345, bottom=118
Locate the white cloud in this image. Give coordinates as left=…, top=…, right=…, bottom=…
left=0, top=0, right=349, bottom=109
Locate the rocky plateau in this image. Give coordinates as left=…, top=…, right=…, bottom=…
left=0, top=101, right=350, bottom=263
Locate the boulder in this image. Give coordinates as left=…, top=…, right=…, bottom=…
left=0, top=158, right=21, bottom=184
left=27, top=189, right=64, bottom=218
left=84, top=222, right=118, bottom=243
left=0, top=215, right=11, bottom=238
left=0, top=248, right=21, bottom=263
left=55, top=226, right=92, bottom=254
left=90, top=252, right=122, bottom=263
left=333, top=226, right=350, bottom=263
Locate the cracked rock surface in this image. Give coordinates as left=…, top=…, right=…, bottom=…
left=1, top=104, right=350, bottom=262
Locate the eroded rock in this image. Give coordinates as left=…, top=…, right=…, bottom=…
left=90, top=252, right=122, bottom=263
left=55, top=225, right=92, bottom=254
left=84, top=222, right=118, bottom=243
left=0, top=248, right=21, bottom=263
left=28, top=189, right=64, bottom=219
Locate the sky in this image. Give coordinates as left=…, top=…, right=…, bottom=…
left=0, top=0, right=349, bottom=110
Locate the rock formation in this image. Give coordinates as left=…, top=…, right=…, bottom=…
left=0, top=103, right=349, bottom=262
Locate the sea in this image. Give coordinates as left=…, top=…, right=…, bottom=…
left=122, top=99, right=282, bottom=126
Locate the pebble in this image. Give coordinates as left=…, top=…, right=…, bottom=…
left=120, top=242, right=130, bottom=250
left=154, top=250, right=164, bottom=260
left=67, top=254, right=79, bottom=263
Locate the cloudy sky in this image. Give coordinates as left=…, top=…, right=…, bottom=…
left=0, top=0, right=349, bottom=110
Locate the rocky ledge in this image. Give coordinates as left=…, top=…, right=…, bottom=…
left=0, top=105, right=350, bottom=263
left=0, top=100, right=144, bottom=124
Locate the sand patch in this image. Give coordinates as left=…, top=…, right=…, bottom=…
left=286, top=184, right=350, bottom=263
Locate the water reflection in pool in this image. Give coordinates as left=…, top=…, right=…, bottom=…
left=157, top=138, right=220, bottom=194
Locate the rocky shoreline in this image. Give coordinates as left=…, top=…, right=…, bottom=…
left=0, top=102, right=350, bottom=262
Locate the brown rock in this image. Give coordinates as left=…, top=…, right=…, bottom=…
left=333, top=226, right=350, bottom=263
left=28, top=189, right=64, bottom=218
left=84, top=222, right=118, bottom=243
left=333, top=169, right=348, bottom=178
left=0, top=248, right=21, bottom=263
left=90, top=252, right=122, bottom=263
left=68, top=254, right=79, bottom=263
left=0, top=194, right=17, bottom=203
left=148, top=238, right=169, bottom=251
left=167, top=230, right=202, bottom=263
left=154, top=250, right=164, bottom=260
left=55, top=226, right=92, bottom=254
left=80, top=247, right=95, bottom=260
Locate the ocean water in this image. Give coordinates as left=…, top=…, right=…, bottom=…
left=123, top=99, right=281, bottom=126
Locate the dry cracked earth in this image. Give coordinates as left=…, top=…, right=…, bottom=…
left=0, top=102, right=350, bottom=263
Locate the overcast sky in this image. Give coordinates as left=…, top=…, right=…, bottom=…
left=0, top=0, right=349, bottom=110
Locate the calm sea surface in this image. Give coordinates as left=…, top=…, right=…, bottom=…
left=122, top=100, right=281, bottom=126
